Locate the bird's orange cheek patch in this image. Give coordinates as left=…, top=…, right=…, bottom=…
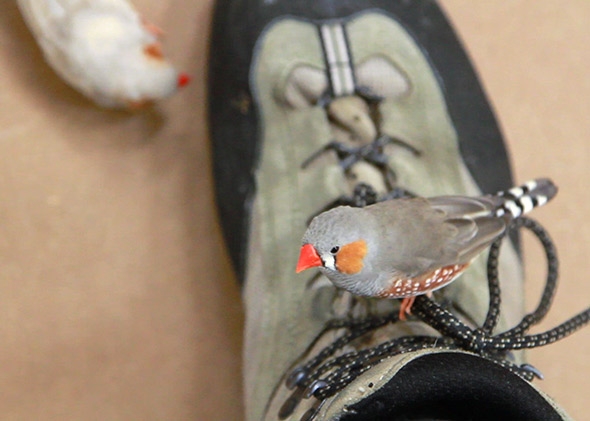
left=335, top=240, right=368, bottom=275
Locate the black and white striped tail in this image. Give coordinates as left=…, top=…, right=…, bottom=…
left=494, top=178, right=558, bottom=219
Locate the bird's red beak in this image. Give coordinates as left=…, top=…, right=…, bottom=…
left=296, top=244, right=322, bottom=273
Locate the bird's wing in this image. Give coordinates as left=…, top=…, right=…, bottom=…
left=428, top=198, right=499, bottom=247
left=370, top=196, right=506, bottom=276
left=368, top=199, right=448, bottom=275
left=426, top=195, right=503, bottom=219
left=443, top=216, right=506, bottom=263
left=374, top=196, right=507, bottom=275
left=426, top=195, right=508, bottom=262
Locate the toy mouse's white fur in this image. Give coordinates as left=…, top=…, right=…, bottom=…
left=17, top=0, right=189, bottom=108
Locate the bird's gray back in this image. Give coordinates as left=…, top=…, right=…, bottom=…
left=365, top=197, right=506, bottom=277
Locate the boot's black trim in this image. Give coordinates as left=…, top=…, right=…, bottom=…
left=341, top=352, right=563, bottom=421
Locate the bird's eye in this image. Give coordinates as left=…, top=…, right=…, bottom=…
left=330, top=246, right=340, bottom=254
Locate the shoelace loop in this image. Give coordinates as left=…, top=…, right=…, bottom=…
left=301, top=134, right=420, bottom=192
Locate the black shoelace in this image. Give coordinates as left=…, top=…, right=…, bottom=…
left=301, top=134, right=420, bottom=194
left=280, top=215, right=590, bottom=421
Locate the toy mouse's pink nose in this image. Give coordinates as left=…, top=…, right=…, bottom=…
left=177, top=73, right=191, bottom=87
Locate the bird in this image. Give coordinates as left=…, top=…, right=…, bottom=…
left=296, top=178, right=558, bottom=320
left=17, top=0, right=190, bottom=108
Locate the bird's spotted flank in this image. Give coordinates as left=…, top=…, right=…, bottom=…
left=380, top=263, right=468, bottom=299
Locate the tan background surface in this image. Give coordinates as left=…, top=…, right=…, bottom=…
left=0, top=1, right=587, bottom=420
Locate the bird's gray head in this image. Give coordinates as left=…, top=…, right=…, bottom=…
left=297, top=206, right=371, bottom=275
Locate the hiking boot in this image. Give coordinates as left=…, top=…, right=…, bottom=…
left=208, top=1, right=590, bottom=420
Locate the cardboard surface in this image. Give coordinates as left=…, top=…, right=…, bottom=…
left=0, top=1, right=587, bottom=419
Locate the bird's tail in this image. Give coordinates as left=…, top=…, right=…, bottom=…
left=494, top=178, right=558, bottom=219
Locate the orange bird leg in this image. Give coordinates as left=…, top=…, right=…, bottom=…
left=398, top=296, right=416, bottom=321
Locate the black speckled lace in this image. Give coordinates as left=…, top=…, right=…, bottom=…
left=301, top=134, right=420, bottom=194
left=280, top=214, right=590, bottom=421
